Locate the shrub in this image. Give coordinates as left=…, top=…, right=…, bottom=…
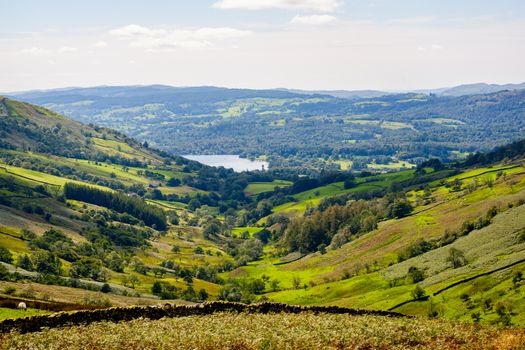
left=411, top=285, right=426, bottom=299
left=0, top=247, right=13, bottom=264
left=3, top=286, right=16, bottom=295
left=292, top=276, right=302, bottom=290
left=101, top=283, right=111, bottom=293
left=447, top=248, right=468, bottom=268
left=407, top=266, right=425, bottom=283
left=81, top=295, right=111, bottom=308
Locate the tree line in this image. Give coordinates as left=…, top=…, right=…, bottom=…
left=63, top=182, right=167, bottom=230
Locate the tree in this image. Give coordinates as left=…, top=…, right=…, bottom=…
left=188, top=198, right=201, bottom=211
left=198, top=288, right=209, bottom=301
left=270, top=279, right=281, bottom=292
left=152, top=268, right=166, bottom=278
left=292, top=276, right=301, bottom=290
left=343, top=175, right=356, bottom=189
left=152, top=281, right=162, bottom=295
left=237, top=238, right=263, bottom=262
left=150, top=189, right=164, bottom=200
left=106, top=252, right=125, bottom=272
left=183, top=285, right=197, bottom=301
left=32, top=250, right=61, bottom=275
left=63, top=182, right=167, bottom=230
left=101, top=283, right=111, bottom=293
left=133, top=259, right=148, bottom=275
left=391, top=201, right=413, bottom=218
left=128, top=275, right=140, bottom=289
left=203, top=221, right=221, bottom=239
left=167, top=178, right=181, bottom=187
left=0, top=264, right=9, bottom=280
left=248, top=279, right=265, bottom=294
left=17, top=254, right=33, bottom=271
left=0, top=247, right=13, bottom=264
left=411, top=285, right=426, bottom=299
left=407, top=266, right=425, bottom=283
left=447, top=248, right=468, bottom=268
left=70, top=258, right=103, bottom=281
left=255, top=229, right=271, bottom=244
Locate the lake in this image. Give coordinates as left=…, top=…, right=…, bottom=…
left=183, top=155, right=269, bottom=172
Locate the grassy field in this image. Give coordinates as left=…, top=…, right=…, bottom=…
left=231, top=227, right=263, bottom=237
left=230, top=164, right=525, bottom=324
left=244, top=180, right=292, bottom=196
left=2, top=312, right=524, bottom=349
left=368, top=161, right=416, bottom=170
left=0, top=149, right=199, bottom=197
left=258, top=170, right=415, bottom=222
left=0, top=307, right=50, bottom=321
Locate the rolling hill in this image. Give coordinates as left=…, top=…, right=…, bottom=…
left=8, top=86, right=525, bottom=172
left=1, top=96, right=525, bottom=330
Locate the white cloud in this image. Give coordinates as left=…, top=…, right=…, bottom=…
left=58, top=46, right=77, bottom=53
left=290, top=14, right=336, bottom=25
left=93, top=41, right=108, bottom=48
left=109, top=25, right=251, bottom=50
left=388, top=16, right=436, bottom=25
left=194, top=27, right=252, bottom=40
left=20, top=47, right=50, bottom=56
left=417, top=44, right=444, bottom=51
left=21, top=46, right=77, bottom=56
left=109, top=24, right=167, bottom=37
left=212, top=0, right=341, bottom=12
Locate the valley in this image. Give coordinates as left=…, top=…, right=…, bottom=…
left=3, top=0, right=525, bottom=347
left=0, top=92, right=525, bottom=343
left=10, top=86, right=525, bottom=173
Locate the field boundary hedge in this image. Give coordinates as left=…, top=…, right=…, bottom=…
left=0, top=301, right=408, bottom=334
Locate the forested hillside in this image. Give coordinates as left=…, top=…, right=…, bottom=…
left=1, top=96, right=525, bottom=328
left=11, top=86, right=525, bottom=171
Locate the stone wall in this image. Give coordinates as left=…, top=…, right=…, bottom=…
left=0, top=301, right=409, bottom=334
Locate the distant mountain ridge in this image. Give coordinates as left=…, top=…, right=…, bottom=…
left=429, top=82, right=525, bottom=97
left=7, top=82, right=524, bottom=102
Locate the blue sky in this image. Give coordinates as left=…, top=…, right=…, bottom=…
left=2, top=0, right=525, bottom=91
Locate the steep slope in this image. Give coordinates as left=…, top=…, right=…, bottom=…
left=228, top=159, right=525, bottom=324
left=0, top=98, right=243, bottom=309
left=0, top=96, right=166, bottom=165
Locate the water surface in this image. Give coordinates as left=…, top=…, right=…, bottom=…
left=183, top=155, right=268, bottom=172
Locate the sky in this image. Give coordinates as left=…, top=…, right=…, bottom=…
left=1, top=0, right=525, bottom=92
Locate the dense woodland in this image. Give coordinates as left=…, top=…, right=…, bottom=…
left=12, top=87, right=525, bottom=171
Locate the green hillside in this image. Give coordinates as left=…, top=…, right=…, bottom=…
left=1, top=96, right=525, bottom=329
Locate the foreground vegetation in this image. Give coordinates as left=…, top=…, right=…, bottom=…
left=2, top=312, right=524, bottom=349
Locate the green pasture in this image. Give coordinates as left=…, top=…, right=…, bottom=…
left=0, top=307, right=51, bottom=320
left=244, top=180, right=292, bottom=196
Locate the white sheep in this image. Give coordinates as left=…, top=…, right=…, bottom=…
left=17, top=302, right=27, bottom=312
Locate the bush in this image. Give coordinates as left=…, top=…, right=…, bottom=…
left=411, top=285, right=426, bottom=299
left=447, top=248, right=468, bottom=268
left=101, top=283, right=111, bottom=293
left=407, top=266, right=425, bottom=283
left=81, top=295, right=111, bottom=307
left=3, top=286, right=16, bottom=295
left=0, top=247, right=13, bottom=264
